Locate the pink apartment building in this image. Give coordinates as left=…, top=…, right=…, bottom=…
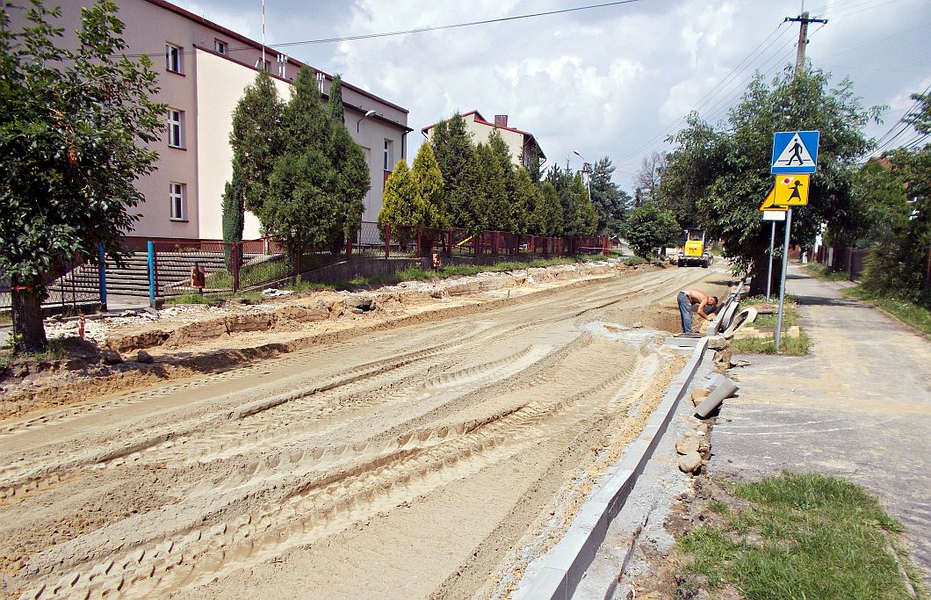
left=10, top=0, right=411, bottom=246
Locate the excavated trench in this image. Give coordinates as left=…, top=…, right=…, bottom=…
left=0, top=264, right=729, bottom=599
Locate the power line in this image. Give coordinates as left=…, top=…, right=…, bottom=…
left=272, top=0, right=647, bottom=48
left=616, top=23, right=793, bottom=167
left=121, top=0, right=648, bottom=58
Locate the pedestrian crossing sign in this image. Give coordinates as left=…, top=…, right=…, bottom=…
left=774, top=174, right=810, bottom=206
left=771, top=130, right=819, bottom=174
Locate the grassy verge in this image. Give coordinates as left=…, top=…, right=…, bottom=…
left=677, top=472, right=924, bottom=600
left=730, top=295, right=810, bottom=355
left=842, top=287, right=931, bottom=336
left=803, top=262, right=852, bottom=282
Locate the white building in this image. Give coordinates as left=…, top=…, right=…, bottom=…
left=11, top=0, right=411, bottom=246
left=421, top=110, right=545, bottom=170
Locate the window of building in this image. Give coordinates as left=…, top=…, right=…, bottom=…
left=214, top=39, right=228, bottom=55
left=170, top=182, right=186, bottom=221
left=383, top=139, right=394, bottom=171
left=167, top=108, right=184, bottom=148
left=166, top=43, right=183, bottom=73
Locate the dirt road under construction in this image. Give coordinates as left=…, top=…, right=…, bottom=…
left=0, top=263, right=729, bottom=599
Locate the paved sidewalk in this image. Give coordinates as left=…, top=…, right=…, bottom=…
left=709, top=264, right=931, bottom=586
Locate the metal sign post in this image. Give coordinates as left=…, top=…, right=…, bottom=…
left=767, top=221, right=776, bottom=300
left=774, top=208, right=793, bottom=350
left=770, top=130, right=818, bottom=352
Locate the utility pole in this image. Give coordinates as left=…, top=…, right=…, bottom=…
left=784, top=11, right=828, bottom=74
left=774, top=8, right=827, bottom=351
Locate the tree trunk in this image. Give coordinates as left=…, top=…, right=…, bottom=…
left=748, top=253, right=784, bottom=298
left=11, top=281, right=48, bottom=353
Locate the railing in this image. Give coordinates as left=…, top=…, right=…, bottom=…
left=350, top=221, right=610, bottom=261
left=814, top=246, right=870, bottom=282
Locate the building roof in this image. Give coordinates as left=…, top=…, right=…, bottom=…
left=144, top=0, right=409, bottom=115
left=421, top=110, right=546, bottom=160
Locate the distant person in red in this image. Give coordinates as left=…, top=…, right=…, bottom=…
left=190, top=262, right=206, bottom=293
left=678, top=289, right=718, bottom=334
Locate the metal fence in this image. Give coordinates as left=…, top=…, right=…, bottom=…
left=815, top=245, right=931, bottom=291
left=814, top=246, right=870, bottom=282
left=351, top=221, right=609, bottom=261
left=2, top=224, right=611, bottom=313
left=0, top=257, right=101, bottom=314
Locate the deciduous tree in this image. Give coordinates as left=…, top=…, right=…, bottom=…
left=624, top=204, right=680, bottom=258
left=661, top=67, right=878, bottom=294
left=0, top=0, right=163, bottom=351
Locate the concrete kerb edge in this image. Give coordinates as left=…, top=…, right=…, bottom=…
left=513, top=336, right=710, bottom=600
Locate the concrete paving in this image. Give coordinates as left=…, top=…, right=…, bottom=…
left=710, top=264, right=931, bottom=587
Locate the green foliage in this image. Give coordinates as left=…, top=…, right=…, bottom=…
left=221, top=168, right=244, bottom=269
left=262, top=68, right=337, bottom=265
left=545, top=164, right=596, bottom=236
left=430, top=113, right=482, bottom=232
left=677, top=473, right=919, bottom=600
left=660, top=67, right=877, bottom=294
left=623, top=203, right=680, bottom=257
left=858, top=143, right=930, bottom=306
left=534, top=182, right=564, bottom=236
left=165, top=293, right=218, bottom=306
left=589, top=157, right=629, bottom=236
left=378, top=145, right=445, bottom=252
left=0, top=0, right=164, bottom=351
left=378, top=160, right=416, bottom=235
left=328, top=73, right=344, bottom=124
left=328, top=119, right=370, bottom=243
left=228, top=70, right=284, bottom=217
left=253, top=67, right=370, bottom=265
left=850, top=160, right=911, bottom=248
left=474, top=142, right=508, bottom=231
left=904, top=92, right=930, bottom=134
left=512, top=168, right=540, bottom=236
left=409, top=142, right=446, bottom=228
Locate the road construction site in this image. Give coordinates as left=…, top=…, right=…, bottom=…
left=0, top=260, right=732, bottom=599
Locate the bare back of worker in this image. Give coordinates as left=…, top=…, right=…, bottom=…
left=683, top=289, right=718, bottom=320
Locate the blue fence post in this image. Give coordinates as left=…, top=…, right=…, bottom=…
left=147, top=241, right=156, bottom=308
left=98, top=242, right=107, bottom=311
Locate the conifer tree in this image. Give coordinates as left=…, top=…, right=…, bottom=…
left=534, top=182, right=564, bottom=236
left=326, top=74, right=368, bottom=251
left=229, top=71, right=284, bottom=217
left=328, top=73, right=344, bottom=124
left=512, top=168, right=539, bottom=236
left=263, top=67, right=336, bottom=268
left=430, top=113, right=480, bottom=231
left=378, top=160, right=416, bottom=245
left=474, top=142, right=508, bottom=231
left=410, top=143, right=446, bottom=229
left=221, top=167, right=244, bottom=269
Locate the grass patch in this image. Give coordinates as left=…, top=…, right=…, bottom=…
left=842, top=287, right=931, bottom=336
left=623, top=256, right=648, bottom=266
left=803, top=262, right=852, bottom=282
left=730, top=295, right=810, bottom=355
left=677, top=472, right=924, bottom=599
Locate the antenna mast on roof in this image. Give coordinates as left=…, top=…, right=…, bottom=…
left=261, top=0, right=266, bottom=69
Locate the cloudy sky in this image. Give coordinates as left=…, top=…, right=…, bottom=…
left=168, top=0, right=931, bottom=192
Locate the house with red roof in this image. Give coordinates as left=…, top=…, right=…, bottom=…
left=421, top=111, right=546, bottom=170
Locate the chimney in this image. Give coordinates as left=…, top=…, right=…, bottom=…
left=494, top=114, right=508, bottom=128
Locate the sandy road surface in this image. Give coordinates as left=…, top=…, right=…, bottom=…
left=0, top=264, right=727, bottom=599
